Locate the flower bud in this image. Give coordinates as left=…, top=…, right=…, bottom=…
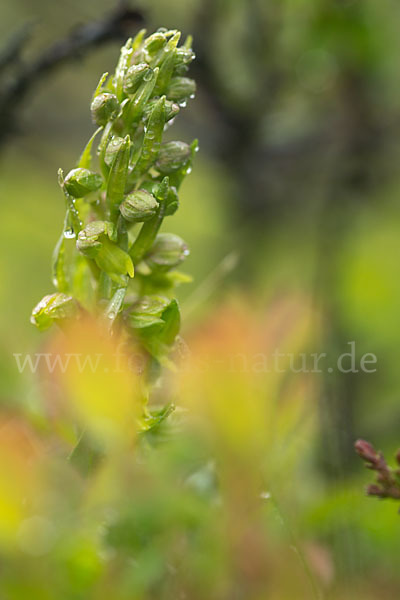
left=173, top=47, right=195, bottom=75
left=144, top=233, right=189, bottom=271
left=76, top=221, right=116, bottom=258
left=31, top=293, right=78, bottom=331
left=144, top=32, right=167, bottom=55
left=123, top=63, right=152, bottom=95
left=155, top=141, right=191, bottom=174
left=64, top=168, right=103, bottom=198
left=128, top=295, right=171, bottom=330
left=167, top=77, right=196, bottom=102
left=77, top=221, right=133, bottom=284
left=120, top=190, right=159, bottom=223
left=127, top=296, right=181, bottom=351
left=96, top=238, right=134, bottom=284
left=90, top=92, right=120, bottom=126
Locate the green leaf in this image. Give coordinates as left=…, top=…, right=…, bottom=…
left=104, top=136, right=125, bottom=167
left=104, top=287, right=127, bottom=326
left=132, top=28, right=146, bottom=52
left=52, top=212, right=71, bottom=293
left=114, top=38, right=133, bottom=101
left=134, top=96, right=166, bottom=176
left=143, top=98, right=179, bottom=122
left=92, top=72, right=109, bottom=101
left=139, top=403, right=175, bottom=433
left=164, top=185, right=179, bottom=216
left=159, top=298, right=180, bottom=345
left=124, top=67, right=159, bottom=125
left=154, top=31, right=181, bottom=95
left=72, top=254, right=96, bottom=310
left=77, top=127, right=102, bottom=169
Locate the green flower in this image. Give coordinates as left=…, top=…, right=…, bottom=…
left=155, top=141, right=191, bottom=174
left=144, top=233, right=189, bottom=271
left=90, top=92, right=120, bottom=125
left=77, top=221, right=134, bottom=284
left=64, top=168, right=102, bottom=198
left=31, top=293, right=78, bottom=331
left=120, top=190, right=159, bottom=223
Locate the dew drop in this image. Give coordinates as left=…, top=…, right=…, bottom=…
left=64, top=228, right=75, bottom=239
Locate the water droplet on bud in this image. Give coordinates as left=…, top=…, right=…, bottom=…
left=64, top=228, right=75, bottom=239
left=143, top=70, right=154, bottom=82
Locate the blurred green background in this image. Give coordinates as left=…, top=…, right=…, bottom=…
left=2, top=0, right=400, bottom=597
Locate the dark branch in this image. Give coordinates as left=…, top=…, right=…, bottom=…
left=0, top=22, right=35, bottom=75
left=0, top=3, right=145, bottom=145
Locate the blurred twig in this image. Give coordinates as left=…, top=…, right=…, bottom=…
left=0, top=22, right=34, bottom=75
left=0, top=3, right=144, bottom=147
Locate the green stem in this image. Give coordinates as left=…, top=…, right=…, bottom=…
left=98, top=121, right=113, bottom=179
left=117, top=214, right=129, bottom=251
left=98, top=271, right=114, bottom=301
left=129, top=201, right=166, bottom=265
left=86, top=257, right=101, bottom=282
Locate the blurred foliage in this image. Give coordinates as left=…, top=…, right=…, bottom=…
left=1, top=0, right=400, bottom=598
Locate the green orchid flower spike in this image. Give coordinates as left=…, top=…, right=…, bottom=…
left=31, top=28, right=198, bottom=431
